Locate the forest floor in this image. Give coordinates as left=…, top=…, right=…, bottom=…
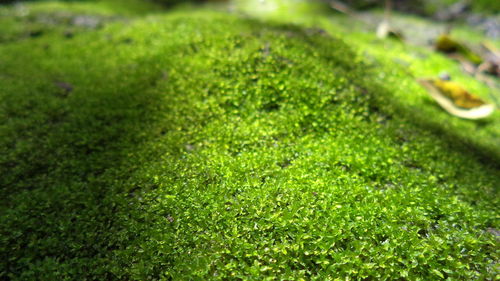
left=0, top=0, right=499, bottom=280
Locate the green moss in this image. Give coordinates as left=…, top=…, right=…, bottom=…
left=0, top=2, right=499, bottom=280
left=471, top=0, right=500, bottom=13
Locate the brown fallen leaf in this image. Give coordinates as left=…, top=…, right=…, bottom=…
left=376, top=20, right=404, bottom=40
left=435, top=34, right=483, bottom=65
left=417, top=78, right=495, bottom=119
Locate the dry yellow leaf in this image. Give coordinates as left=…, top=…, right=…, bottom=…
left=418, top=78, right=495, bottom=119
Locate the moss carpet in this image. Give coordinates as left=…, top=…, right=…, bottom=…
left=0, top=1, right=498, bottom=280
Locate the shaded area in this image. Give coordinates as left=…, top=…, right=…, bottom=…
left=0, top=20, right=197, bottom=278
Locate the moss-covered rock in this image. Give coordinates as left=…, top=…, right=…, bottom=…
left=0, top=2, right=498, bottom=280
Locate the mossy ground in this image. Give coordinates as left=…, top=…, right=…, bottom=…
left=0, top=1, right=499, bottom=280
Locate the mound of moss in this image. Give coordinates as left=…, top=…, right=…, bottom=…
left=0, top=2, right=498, bottom=280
